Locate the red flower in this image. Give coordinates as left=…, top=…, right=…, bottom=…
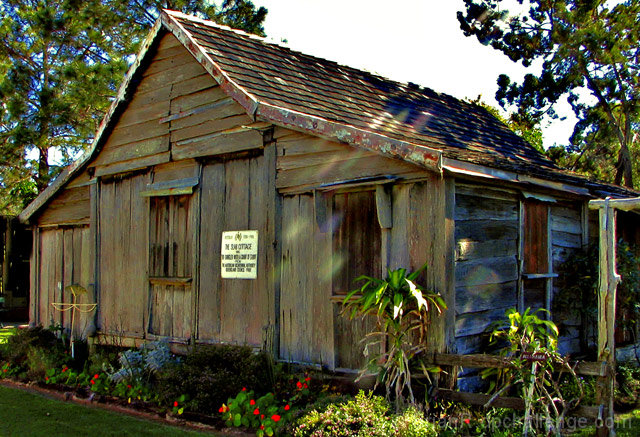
left=260, top=414, right=265, bottom=420
left=93, top=374, right=99, bottom=379
left=45, top=376, right=49, bottom=381
left=464, top=418, right=470, bottom=425
left=296, top=381, right=302, bottom=389
left=284, top=404, right=290, bottom=411
left=127, top=385, right=132, bottom=389
left=173, top=401, right=179, bottom=407
left=260, top=425, right=264, bottom=430
left=218, top=406, right=223, bottom=413
left=303, top=383, right=308, bottom=389
left=250, top=399, right=255, bottom=405
left=242, top=387, right=247, bottom=391
left=304, top=377, right=310, bottom=382
left=253, top=408, right=260, bottom=415
left=2, top=369, right=6, bottom=373
left=62, top=368, right=66, bottom=373
left=272, top=414, right=281, bottom=422
left=91, top=380, right=95, bottom=385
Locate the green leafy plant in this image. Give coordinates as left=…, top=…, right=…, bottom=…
left=220, top=388, right=292, bottom=436
left=342, top=265, right=446, bottom=408
left=483, top=308, right=583, bottom=437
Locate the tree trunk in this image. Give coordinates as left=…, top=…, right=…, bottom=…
left=36, top=147, right=49, bottom=193
left=614, top=141, right=634, bottom=189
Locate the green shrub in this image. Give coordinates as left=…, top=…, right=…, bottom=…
left=0, top=327, right=67, bottom=378
left=290, top=390, right=394, bottom=436
left=393, top=407, right=437, bottom=437
left=155, top=344, right=271, bottom=414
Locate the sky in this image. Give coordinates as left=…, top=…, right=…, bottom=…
left=251, top=0, right=576, bottom=149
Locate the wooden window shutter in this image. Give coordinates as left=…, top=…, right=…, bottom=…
left=523, top=200, right=549, bottom=274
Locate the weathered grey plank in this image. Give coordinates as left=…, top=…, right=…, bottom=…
left=455, top=256, right=518, bottom=287
left=455, top=193, right=518, bottom=221
left=456, top=281, right=518, bottom=315
left=456, top=238, right=517, bottom=261
left=455, top=220, right=519, bottom=242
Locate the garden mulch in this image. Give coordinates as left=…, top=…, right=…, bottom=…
left=0, top=379, right=253, bottom=436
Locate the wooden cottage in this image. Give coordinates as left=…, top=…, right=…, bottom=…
left=20, top=11, right=638, bottom=380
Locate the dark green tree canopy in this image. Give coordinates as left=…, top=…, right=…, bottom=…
left=0, top=0, right=267, bottom=214
left=458, top=0, right=640, bottom=189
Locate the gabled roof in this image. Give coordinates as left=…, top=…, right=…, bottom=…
left=20, top=10, right=637, bottom=222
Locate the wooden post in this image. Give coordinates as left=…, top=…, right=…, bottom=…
left=593, top=199, right=621, bottom=437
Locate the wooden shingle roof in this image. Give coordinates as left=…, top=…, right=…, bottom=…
left=168, top=11, right=554, bottom=173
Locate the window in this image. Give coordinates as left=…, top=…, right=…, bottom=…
left=149, top=195, right=193, bottom=282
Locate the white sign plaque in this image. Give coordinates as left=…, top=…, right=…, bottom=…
left=221, top=230, right=258, bottom=279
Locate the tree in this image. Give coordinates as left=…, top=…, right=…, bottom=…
left=0, top=0, right=267, bottom=214
left=458, top=0, right=640, bottom=189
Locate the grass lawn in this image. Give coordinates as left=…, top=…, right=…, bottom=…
left=569, top=409, right=640, bottom=436
left=0, top=385, right=219, bottom=436
left=0, top=327, right=16, bottom=344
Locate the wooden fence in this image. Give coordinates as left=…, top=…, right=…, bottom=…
left=423, top=352, right=605, bottom=421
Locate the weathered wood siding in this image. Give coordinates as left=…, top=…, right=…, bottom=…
left=274, top=128, right=425, bottom=192
left=88, top=32, right=256, bottom=178
left=37, top=172, right=92, bottom=227
left=454, top=185, right=519, bottom=354
left=32, top=227, right=92, bottom=338
left=197, top=145, right=277, bottom=347
left=276, top=126, right=451, bottom=369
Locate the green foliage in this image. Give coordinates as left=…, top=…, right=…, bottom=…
left=553, top=241, right=640, bottom=349
left=0, top=0, right=267, bottom=212
left=155, top=344, right=272, bottom=414
left=0, top=326, right=67, bottom=377
left=290, top=390, right=394, bottom=437
left=393, top=406, right=438, bottom=437
left=458, top=0, right=640, bottom=188
left=220, top=388, right=292, bottom=436
left=342, top=264, right=446, bottom=408
left=290, top=390, right=437, bottom=437
left=483, top=308, right=583, bottom=436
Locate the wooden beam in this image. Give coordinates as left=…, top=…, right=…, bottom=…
left=589, top=197, right=640, bottom=212
left=424, top=353, right=607, bottom=377
left=595, top=200, right=620, bottom=437
left=436, top=389, right=601, bottom=419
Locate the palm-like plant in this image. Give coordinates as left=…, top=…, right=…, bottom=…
left=342, top=264, right=446, bottom=408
